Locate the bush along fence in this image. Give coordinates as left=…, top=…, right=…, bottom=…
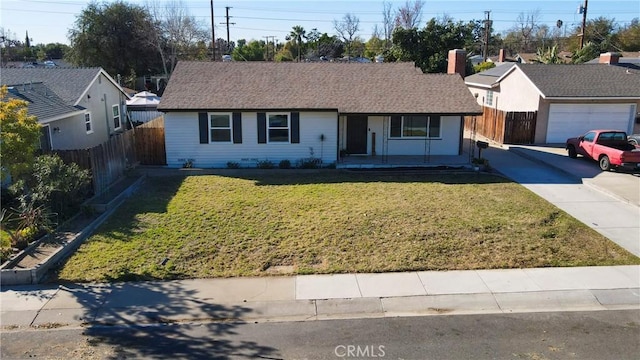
left=51, top=130, right=137, bottom=196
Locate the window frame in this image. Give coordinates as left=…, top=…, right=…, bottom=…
left=85, top=111, right=93, bottom=134
left=486, top=91, right=494, bottom=106
left=112, top=104, right=121, bottom=130
left=389, top=115, right=441, bottom=139
left=267, top=112, right=290, bottom=143
left=208, top=112, right=233, bottom=143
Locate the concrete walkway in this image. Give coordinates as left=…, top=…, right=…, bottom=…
left=2, top=144, right=639, bottom=329
left=2, top=266, right=639, bottom=328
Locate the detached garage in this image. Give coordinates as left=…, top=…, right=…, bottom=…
left=465, top=55, right=640, bottom=144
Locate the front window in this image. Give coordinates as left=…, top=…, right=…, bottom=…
left=210, top=113, right=231, bottom=142
left=112, top=105, right=121, bottom=130
left=268, top=113, right=289, bottom=142
left=486, top=91, right=493, bottom=106
left=390, top=115, right=440, bottom=138
left=85, top=112, right=93, bottom=133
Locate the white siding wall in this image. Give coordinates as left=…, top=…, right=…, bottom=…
left=386, top=115, right=461, bottom=155
left=165, top=111, right=338, bottom=168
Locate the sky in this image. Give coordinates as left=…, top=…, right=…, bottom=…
left=0, top=0, right=639, bottom=46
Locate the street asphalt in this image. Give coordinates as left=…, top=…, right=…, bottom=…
left=1, top=144, right=639, bottom=330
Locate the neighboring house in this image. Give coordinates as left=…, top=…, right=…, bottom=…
left=464, top=54, right=640, bottom=144
left=1, top=67, right=130, bottom=150
left=126, top=91, right=163, bottom=124
left=158, top=52, right=481, bottom=168
left=585, top=51, right=640, bottom=70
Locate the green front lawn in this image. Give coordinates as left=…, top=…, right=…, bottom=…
left=57, top=171, right=640, bottom=282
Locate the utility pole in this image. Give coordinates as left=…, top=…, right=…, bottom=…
left=210, top=0, right=215, bottom=60
left=579, top=0, right=588, bottom=49
left=263, top=35, right=275, bottom=61
left=220, top=6, right=235, bottom=54
left=483, top=11, right=491, bottom=62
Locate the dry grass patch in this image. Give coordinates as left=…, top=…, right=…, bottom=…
left=57, top=171, right=640, bottom=282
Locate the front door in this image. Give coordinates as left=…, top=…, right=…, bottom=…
left=346, top=115, right=367, bottom=154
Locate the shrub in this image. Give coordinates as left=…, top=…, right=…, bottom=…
left=278, top=160, right=291, bottom=169
left=256, top=160, right=275, bottom=169
left=226, top=161, right=240, bottom=169
left=296, top=158, right=322, bottom=169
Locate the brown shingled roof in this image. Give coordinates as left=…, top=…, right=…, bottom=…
left=158, top=61, right=481, bottom=115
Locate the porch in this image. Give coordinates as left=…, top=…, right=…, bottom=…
left=337, top=138, right=477, bottom=169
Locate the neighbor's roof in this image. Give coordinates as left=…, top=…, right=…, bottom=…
left=464, top=63, right=515, bottom=88
left=5, top=82, right=82, bottom=122
left=158, top=61, right=482, bottom=114
left=0, top=67, right=126, bottom=105
left=467, top=63, right=640, bottom=98
left=515, top=64, right=640, bottom=98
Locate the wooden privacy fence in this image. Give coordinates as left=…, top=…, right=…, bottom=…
left=465, top=107, right=537, bottom=144
left=52, top=130, right=137, bottom=196
left=135, top=116, right=166, bottom=165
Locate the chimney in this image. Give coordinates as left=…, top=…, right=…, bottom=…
left=599, top=52, right=620, bottom=65
left=447, top=49, right=466, bottom=77
left=498, top=49, right=506, bottom=63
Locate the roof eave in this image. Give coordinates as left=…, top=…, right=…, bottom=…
left=544, top=96, right=640, bottom=100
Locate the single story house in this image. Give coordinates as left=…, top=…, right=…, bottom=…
left=158, top=54, right=481, bottom=168
left=1, top=67, right=130, bottom=150
left=464, top=53, right=640, bottom=144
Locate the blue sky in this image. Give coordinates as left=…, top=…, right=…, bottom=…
left=1, top=0, right=638, bottom=46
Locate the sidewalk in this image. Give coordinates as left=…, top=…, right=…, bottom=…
left=2, top=266, right=639, bottom=329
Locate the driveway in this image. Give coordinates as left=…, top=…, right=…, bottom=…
left=507, top=144, right=640, bottom=207
left=482, top=144, right=640, bottom=257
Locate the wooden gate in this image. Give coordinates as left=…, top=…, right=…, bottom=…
left=465, top=106, right=537, bottom=144
left=135, top=116, right=166, bottom=165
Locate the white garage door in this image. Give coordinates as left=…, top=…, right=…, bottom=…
left=546, top=103, right=634, bottom=143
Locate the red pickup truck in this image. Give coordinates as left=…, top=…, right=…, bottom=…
left=566, top=130, right=640, bottom=171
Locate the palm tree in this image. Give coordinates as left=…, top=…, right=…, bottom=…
left=534, top=44, right=564, bottom=64
left=288, top=25, right=306, bottom=62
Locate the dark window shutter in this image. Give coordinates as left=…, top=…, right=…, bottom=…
left=232, top=112, right=242, bottom=144
left=291, top=112, right=300, bottom=144
left=198, top=112, right=209, bottom=143
left=390, top=115, right=402, bottom=137
left=257, top=112, right=266, bottom=144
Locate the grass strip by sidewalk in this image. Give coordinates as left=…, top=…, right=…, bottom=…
left=57, top=171, right=640, bottom=282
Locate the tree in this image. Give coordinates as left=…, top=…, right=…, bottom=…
left=571, top=41, right=600, bottom=64
left=618, top=18, right=640, bottom=51
left=534, top=44, right=563, bottom=64
left=305, top=28, right=321, bottom=57
left=395, top=0, right=424, bottom=29
left=334, top=13, right=360, bottom=58
left=566, top=16, right=618, bottom=53
left=68, top=1, right=161, bottom=80
left=365, top=33, right=385, bottom=59
left=382, top=1, right=395, bottom=49
left=232, top=39, right=266, bottom=61
left=317, top=33, right=344, bottom=58
left=387, top=18, right=475, bottom=73
left=502, top=10, right=543, bottom=54
left=287, top=25, right=306, bottom=62
left=0, top=86, right=41, bottom=182
left=146, top=0, right=209, bottom=77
